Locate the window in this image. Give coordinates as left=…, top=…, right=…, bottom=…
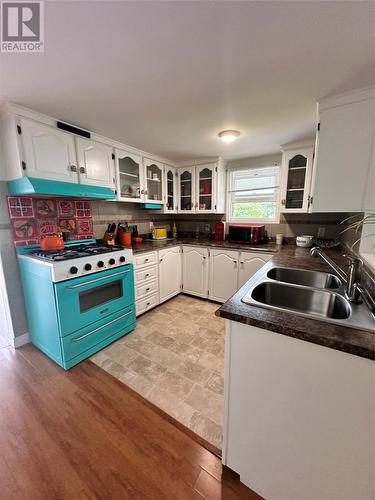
left=227, top=165, right=281, bottom=223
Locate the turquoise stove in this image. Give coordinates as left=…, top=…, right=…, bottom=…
left=17, top=239, right=136, bottom=369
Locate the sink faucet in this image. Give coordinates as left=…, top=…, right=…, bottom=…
left=310, top=246, right=362, bottom=303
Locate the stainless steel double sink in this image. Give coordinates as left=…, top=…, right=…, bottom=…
left=242, top=266, right=375, bottom=332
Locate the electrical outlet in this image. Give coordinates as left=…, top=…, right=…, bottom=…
left=317, top=227, right=325, bottom=237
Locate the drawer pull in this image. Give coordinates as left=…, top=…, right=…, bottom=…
left=145, top=273, right=150, bottom=278
left=144, top=258, right=149, bottom=262
left=72, top=310, right=133, bottom=342
left=146, top=288, right=150, bottom=292
left=146, top=302, right=150, bottom=306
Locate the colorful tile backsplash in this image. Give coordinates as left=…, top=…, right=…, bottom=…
left=7, top=197, right=93, bottom=246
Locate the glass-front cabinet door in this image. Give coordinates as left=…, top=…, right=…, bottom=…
left=195, top=163, right=216, bottom=213
left=164, top=165, right=177, bottom=213
left=281, top=147, right=314, bottom=213
left=178, top=167, right=195, bottom=212
left=115, top=149, right=143, bottom=202
left=144, top=159, right=163, bottom=203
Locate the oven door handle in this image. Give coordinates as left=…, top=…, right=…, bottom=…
left=66, top=269, right=130, bottom=289
left=72, top=309, right=133, bottom=342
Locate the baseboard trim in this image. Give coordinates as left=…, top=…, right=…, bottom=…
left=14, top=332, right=30, bottom=348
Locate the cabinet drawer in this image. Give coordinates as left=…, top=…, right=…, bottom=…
left=135, top=252, right=157, bottom=268
left=61, top=307, right=136, bottom=362
left=135, top=265, right=158, bottom=284
left=135, top=279, right=158, bottom=300
left=136, top=293, right=158, bottom=316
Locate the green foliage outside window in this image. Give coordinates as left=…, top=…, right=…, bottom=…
left=233, top=202, right=276, bottom=219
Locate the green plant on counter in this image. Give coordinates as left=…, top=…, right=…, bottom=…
left=340, top=213, right=375, bottom=250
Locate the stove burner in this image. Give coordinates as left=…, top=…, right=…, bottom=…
left=31, top=243, right=123, bottom=262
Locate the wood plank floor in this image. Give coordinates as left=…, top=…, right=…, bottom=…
left=0, top=345, right=262, bottom=500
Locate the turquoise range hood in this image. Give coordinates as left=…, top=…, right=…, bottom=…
left=7, top=177, right=116, bottom=200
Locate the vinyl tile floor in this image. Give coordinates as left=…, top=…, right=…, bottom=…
left=91, top=295, right=225, bottom=449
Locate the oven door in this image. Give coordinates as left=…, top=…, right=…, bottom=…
left=55, top=264, right=134, bottom=336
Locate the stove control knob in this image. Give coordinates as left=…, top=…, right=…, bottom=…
left=109, top=258, right=115, bottom=265
left=70, top=266, right=78, bottom=274
left=84, top=263, right=92, bottom=271
left=119, top=256, right=126, bottom=263
left=97, top=260, right=104, bottom=268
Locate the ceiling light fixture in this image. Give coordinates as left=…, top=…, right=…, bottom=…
left=218, top=130, right=240, bottom=143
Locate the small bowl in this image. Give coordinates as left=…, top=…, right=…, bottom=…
left=296, top=235, right=314, bottom=248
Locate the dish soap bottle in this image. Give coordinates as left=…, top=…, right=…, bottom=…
left=172, top=221, right=177, bottom=239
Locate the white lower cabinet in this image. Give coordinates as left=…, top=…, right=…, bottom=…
left=159, top=246, right=182, bottom=303
left=134, top=251, right=159, bottom=316
left=134, top=246, right=273, bottom=315
left=237, top=252, right=273, bottom=289
left=136, top=294, right=159, bottom=316
left=182, top=246, right=209, bottom=298
left=224, top=321, right=374, bottom=500
left=208, top=249, right=239, bottom=303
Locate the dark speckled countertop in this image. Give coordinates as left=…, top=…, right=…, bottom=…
left=216, top=245, right=375, bottom=361
left=131, top=238, right=278, bottom=254
left=128, top=238, right=374, bottom=360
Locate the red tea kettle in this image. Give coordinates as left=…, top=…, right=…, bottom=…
left=40, top=234, right=64, bottom=251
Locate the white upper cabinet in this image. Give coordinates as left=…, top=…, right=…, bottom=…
left=182, top=246, right=209, bottom=298
left=209, top=249, right=239, bottom=303
left=144, top=159, right=164, bottom=203
left=195, top=163, right=217, bottom=213
left=178, top=167, right=195, bottom=212
left=280, top=145, right=314, bottom=213
left=310, top=87, right=375, bottom=212
left=159, top=246, right=182, bottom=303
left=19, top=118, right=78, bottom=182
left=237, top=251, right=272, bottom=289
left=76, top=137, right=115, bottom=188
left=164, top=165, right=178, bottom=213
left=115, top=149, right=144, bottom=202
left=177, top=160, right=225, bottom=214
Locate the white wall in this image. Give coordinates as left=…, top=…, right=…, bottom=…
left=0, top=181, right=29, bottom=340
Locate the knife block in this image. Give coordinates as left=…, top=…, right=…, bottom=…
left=103, top=231, right=116, bottom=246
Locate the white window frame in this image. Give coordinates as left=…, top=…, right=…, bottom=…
left=226, top=165, right=281, bottom=224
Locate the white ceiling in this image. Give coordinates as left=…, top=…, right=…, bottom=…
left=1, top=1, right=374, bottom=161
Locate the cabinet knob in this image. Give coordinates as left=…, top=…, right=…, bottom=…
left=70, top=165, right=77, bottom=172
left=141, top=189, right=145, bottom=195
left=240, top=261, right=244, bottom=265
left=202, top=256, right=206, bottom=260
left=159, top=258, right=163, bottom=263
left=233, top=260, right=238, bottom=265
left=281, top=199, right=286, bottom=205
left=79, top=166, right=86, bottom=174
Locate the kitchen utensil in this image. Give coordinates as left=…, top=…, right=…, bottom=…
left=40, top=234, right=64, bottom=251
left=296, top=235, right=314, bottom=248
left=276, top=234, right=283, bottom=245
left=154, top=227, right=167, bottom=239
left=215, top=220, right=225, bottom=241
left=119, top=231, right=132, bottom=246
